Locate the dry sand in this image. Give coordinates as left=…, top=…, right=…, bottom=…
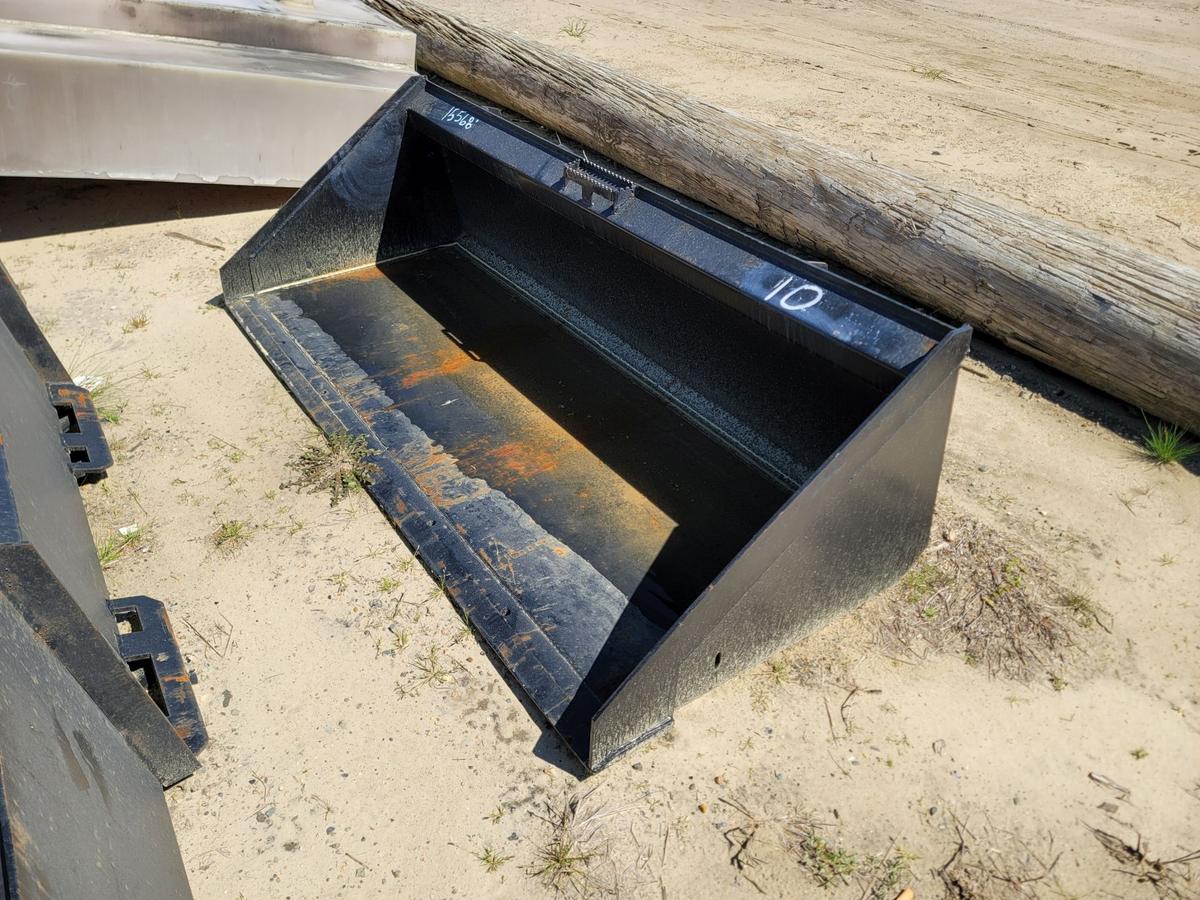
left=1, top=0, right=1198, bottom=897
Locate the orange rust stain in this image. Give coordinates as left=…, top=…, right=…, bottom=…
left=409, top=447, right=488, bottom=510
left=476, top=441, right=558, bottom=482
left=361, top=401, right=412, bottom=422
left=410, top=447, right=463, bottom=506
left=399, top=346, right=474, bottom=389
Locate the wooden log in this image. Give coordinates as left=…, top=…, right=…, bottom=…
left=369, top=0, right=1200, bottom=433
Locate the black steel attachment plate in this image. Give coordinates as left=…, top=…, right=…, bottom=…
left=49, top=382, right=113, bottom=478
left=109, top=596, right=209, bottom=755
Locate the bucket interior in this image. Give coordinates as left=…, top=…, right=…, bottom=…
left=271, top=125, right=901, bottom=632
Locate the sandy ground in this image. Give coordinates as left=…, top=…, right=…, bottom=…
left=1, top=1, right=1199, bottom=897
left=435, top=0, right=1200, bottom=268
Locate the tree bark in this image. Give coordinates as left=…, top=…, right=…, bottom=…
left=370, top=0, right=1200, bottom=433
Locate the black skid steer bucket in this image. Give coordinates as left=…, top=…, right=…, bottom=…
left=221, top=77, right=969, bottom=771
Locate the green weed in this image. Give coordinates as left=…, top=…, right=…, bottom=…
left=561, top=18, right=589, bottom=38
left=1140, top=420, right=1198, bottom=465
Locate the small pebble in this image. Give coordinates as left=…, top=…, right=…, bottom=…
left=698, top=803, right=708, bottom=814
left=714, top=775, right=725, bottom=785
left=928, top=805, right=939, bottom=816
left=631, top=762, right=643, bottom=771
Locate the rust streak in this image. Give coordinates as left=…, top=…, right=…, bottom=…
left=398, top=346, right=474, bottom=389
left=477, top=440, right=559, bottom=481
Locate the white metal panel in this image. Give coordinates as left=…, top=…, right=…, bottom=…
left=0, top=2, right=415, bottom=185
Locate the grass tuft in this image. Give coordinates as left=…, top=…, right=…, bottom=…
left=211, top=520, right=249, bottom=553
left=796, top=832, right=859, bottom=888
left=533, top=835, right=592, bottom=890
left=1140, top=420, right=1198, bottom=466
left=561, top=18, right=589, bottom=38
left=283, top=431, right=380, bottom=506
left=527, top=790, right=613, bottom=894
left=476, top=846, right=514, bottom=874
left=89, top=380, right=126, bottom=425
left=96, top=523, right=151, bottom=568
left=122, top=311, right=150, bottom=333
left=395, top=647, right=456, bottom=696
left=723, top=801, right=912, bottom=899
left=452, top=609, right=474, bottom=645
left=764, top=658, right=793, bottom=685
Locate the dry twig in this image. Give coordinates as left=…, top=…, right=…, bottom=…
left=1089, top=827, right=1199, bottom=899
